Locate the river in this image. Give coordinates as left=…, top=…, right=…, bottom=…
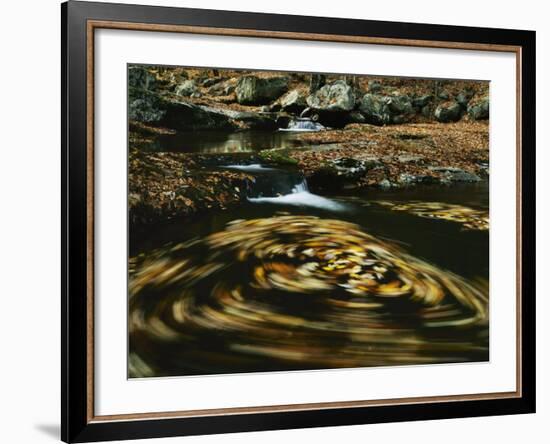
left=128, top=130, right=489, bottom=378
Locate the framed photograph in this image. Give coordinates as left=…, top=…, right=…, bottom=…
left=62, top=1, right=535, bottom=442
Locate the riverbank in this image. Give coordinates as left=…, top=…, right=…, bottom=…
left=128, top=66, right=489, bottom=224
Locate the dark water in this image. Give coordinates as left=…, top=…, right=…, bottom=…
left=150, top=130, right=305, bottom=153
left=129, top=137, right=489, bottom=378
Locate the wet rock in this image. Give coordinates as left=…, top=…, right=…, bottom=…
left=175, top=80, right=197, bottom=97
left=235, top=75, right=288, bottom=105
left=307, top=157, right=382, bottom=191
left=399, top=173, right=441, bottom=186
left=468, top=97, right=489, bottom=120
left=434, top=102, right=463, bottom=122
left=429, top=166, right=481, bottom=183
left=307, top=80, right=355, bottom=113
left=279, top=89, right=307, bottom=114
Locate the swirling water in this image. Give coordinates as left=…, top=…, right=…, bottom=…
left=129, top=161, right=489, bottom=378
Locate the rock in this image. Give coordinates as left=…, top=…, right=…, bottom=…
left=129, top=90, right=235, bottom=130
left=207, top=108, right=279, bottom=130
left=455, top=91, right=473, bottom=109
left=359, top=94, right=389, bottom=125
left=434, top=102, right=463, bottom=122
left=309, top=74, right=326, bottom=94
left=438, top=91, right=450, bottom=100
left=235, top=75, right=288, bottom=105
left=175, top=80, right=197, bottom=97
left=208, top=81, right=234, bottom=96
left=306, top=80, right=355, bottom=112
left=429, top=166, right=481, bottom=183
left=368, top=80, right=382, bottom=93
left=128, top=66, right=157, bottom=91
left=359, top=94, right=414, bottom=125
left=348, top=111, right=366, bottom=124
left=129, top=93, right=166, bottom=123
left=190, top=91, right=202, bottom=98
left=279, top=90, right=307, bottom=113
left=399, top=173, right=441, bottom=186
left=202, top=77, right=223, bottom=87
left=378, top=179, right=392, bottom=189
left=386, top=95, right=414, bottom=115
left=468, top=97, right=489, bottom=120
left=412, top=94, right=433, bottom=108
left=307, top=156, right=382, bottom=191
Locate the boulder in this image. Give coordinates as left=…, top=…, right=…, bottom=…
left=468, top=97, right=490, bottom=120
left=129, top=90, right=235, bottom=130
left=279, top=90, right=307, bottom=113
left=412, top=94, right=433, bottom=108
left=429, top=166, right=481, bottom=183
left=455, top=91, right=473, bottom=109
left=359, top=94, right=414, bottom=125
left=128, top=66, right=157, bottom=91
left=235, top=75, right=288, bottom=105
left=368, top=80, right=382, bottom=93
left=434, top=102, right=463, bottom=122
left=175, top=80, right=197, bottom=97
left=306, top=80, right=355, bottom=112
left=129, top=92, right=166, bottom=123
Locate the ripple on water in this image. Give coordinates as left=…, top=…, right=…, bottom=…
left=129, top=215, right=489, bottom=377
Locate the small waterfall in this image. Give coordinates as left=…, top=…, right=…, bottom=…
left=280, top=118, right=324, bottom=132
left=225, top=163, right=345, bottom=211
left=292, top=178, right=309, bottom=193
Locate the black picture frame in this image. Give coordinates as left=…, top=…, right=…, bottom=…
left=62, top=1, right=536, bottom=442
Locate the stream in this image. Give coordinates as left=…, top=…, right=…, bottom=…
left=129, top=130, right=489, bottom=378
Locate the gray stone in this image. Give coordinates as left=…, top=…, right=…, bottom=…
left=128, top=66, right=157, bottom=91
left=455, top=91, right=473, bottom=109
left=434, top=102, right=463, bottom=122
left=235, top=76, right=288, bottom=105
left=412, top=94, right=433, bottom=108
left=306, top=80, right=356, bottom=112
left=368, top=80, right=382, bottom=93
left=279, top=89, right=307, bottom=113
left=175, top=80, right=197, bottom=97
left=359, top=94, right=414, bottom=125
left=468, top=97, right=490, bottom=120
left=429, top=166, right=481, bottom=183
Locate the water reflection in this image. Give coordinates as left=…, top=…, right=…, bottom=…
left=129, top=215, right=488, bottom=378
left=152, top=130, right=305, bottom=153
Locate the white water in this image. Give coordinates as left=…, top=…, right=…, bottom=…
left=224, top=164, right=276, bottom=172
left=249, top=191, right=346, bottom=211
left=280, top=119, right=325, bottom=132
left=249, top=179, right=346, bottom=211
